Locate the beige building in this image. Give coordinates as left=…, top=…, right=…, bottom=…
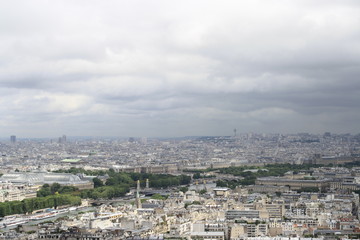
left=229, top=223, right=268, bottom=238
left=247, top=185, right=290, bottom=194
left=0, top=182, right=37, bottom=202
left=190, top=231, right=225, bottom=240
left=256, top=177, right=330, bottom=191
left=213, top=188, right=231, bottom=197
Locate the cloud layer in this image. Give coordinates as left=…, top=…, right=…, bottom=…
left=1, top=0, right=360, bottom=137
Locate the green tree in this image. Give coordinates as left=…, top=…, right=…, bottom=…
left=199, top=189, right=207, bottom=195
left=50, top=183, right=61, bottom=194
left=37, top=185, right=51, bottom=197
left=151, top=194, right=168, bottom=200
left=193, top=172, right=201, bottom=179
left=179, top=186, right=188, bottom=193
left=93, top=178, right=104, bottom=188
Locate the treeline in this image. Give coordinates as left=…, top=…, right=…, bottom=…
left=0, top=169, right=193, bottom=216
left=150, top=174, right=190, bottom=188
left=0, top=194, right=81, bottom=217
left=104, top=171, right=191, bottom=189
left=55, top=168, right=192, bottom=189
left=80, top=185, right=129, bottom=199
left=38, top=170, right=191, bottom=201
left=218, top=163, right=323, bottom=177
left=126, top=173, right=191, bottom=188
left=216, top=179, right=255, bottom=189
left=37, top=183, right=79, bottom=197
left=215, top=163, right=324, bottom=189
left=80, top=172, right=191, bottom=199
left=29, top=182, right=129, bottom=204
left=53, top=167, right=106, bottom=176
left=343, top=161, right=360, bottom=168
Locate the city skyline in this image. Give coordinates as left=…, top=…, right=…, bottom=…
left=0, top=132, right=360, bottom=143
left=1, top=1, right=360, bottom=138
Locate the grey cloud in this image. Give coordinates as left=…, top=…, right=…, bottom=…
left=1, top=0, right=360, bottom=137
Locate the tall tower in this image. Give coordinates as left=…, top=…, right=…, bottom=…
left=10, top=135, right=16, bottom=143
left=233, top=128, right=237, bottom=137
left=136, top=180, right=142, bottom=209
left=137, top=179, right=140, bottom=190
left=146, top=179, right=149, bottom=189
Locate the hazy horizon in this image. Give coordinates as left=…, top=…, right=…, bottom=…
left=2, top=131, right=359, bottom=140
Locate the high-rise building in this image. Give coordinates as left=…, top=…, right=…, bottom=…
left=10, top=135, right=16, bottom=143
left=58, top=135, right=67, bottom=144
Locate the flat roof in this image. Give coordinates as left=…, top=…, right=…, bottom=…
left=213, top=187, right=230, bottom=191
left=191, top=232, right=225, bottom=236
left=61, top=158, right=81, bottom=163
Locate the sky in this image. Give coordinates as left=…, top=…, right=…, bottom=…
left=1, top=0, right=360, bottom=138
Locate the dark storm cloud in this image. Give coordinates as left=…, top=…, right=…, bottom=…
left=1, top=0, right=360, bottom=137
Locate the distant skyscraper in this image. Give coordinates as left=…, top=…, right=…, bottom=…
left=324, top=132, right=331, bottom=138
left=140, top=137, right=147, bottom=144
left=58, top=135, right=67, bottom=144
left=10, top=135, right=16, bottom=143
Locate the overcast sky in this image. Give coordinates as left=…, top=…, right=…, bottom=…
left=1, top=0, right=360, bottom=138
